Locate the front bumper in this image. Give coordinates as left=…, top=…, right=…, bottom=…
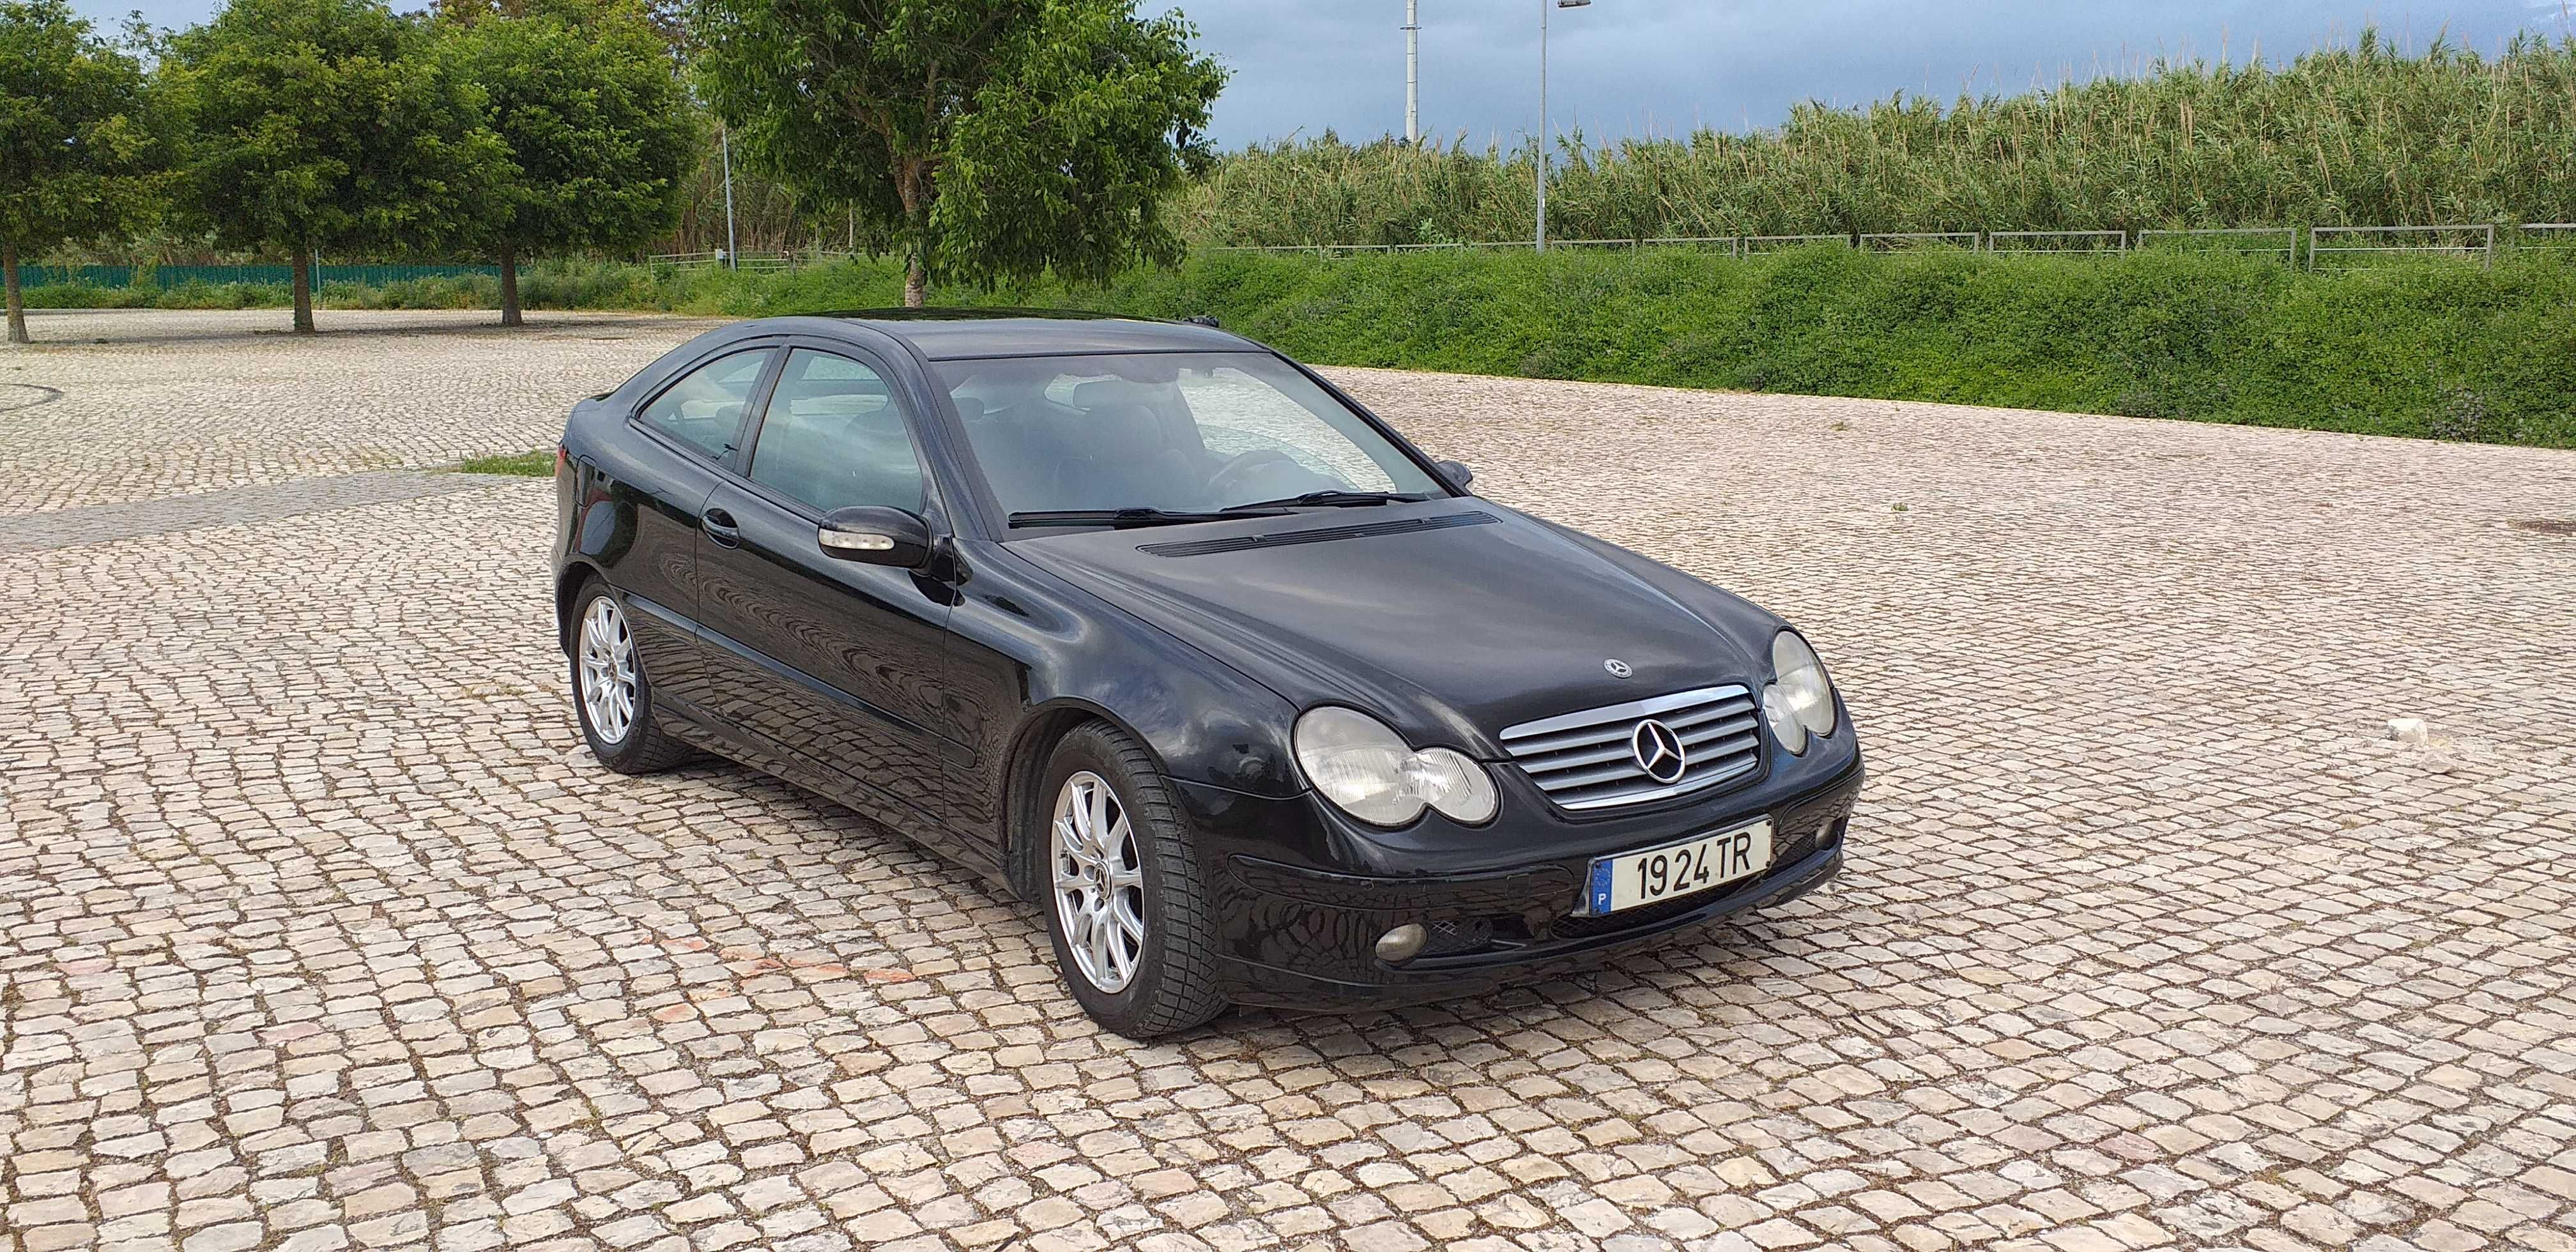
left=1183, top=752, right=1864, bottom=1012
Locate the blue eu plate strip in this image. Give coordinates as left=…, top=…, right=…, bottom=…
left=1589, top=862, right=1614, bottom=915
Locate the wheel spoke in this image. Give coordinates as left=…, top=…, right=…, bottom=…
left=1087, top=900, right=1116, bottom=973
left=1107, top=901, right=1141, bottom=981
left=1111, top=890, right=1146, bottom=943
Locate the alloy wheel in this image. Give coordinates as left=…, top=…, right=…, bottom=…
left=1050, top=770, right=1146, bottom=993
left=578, top=596, right=638, bottom=745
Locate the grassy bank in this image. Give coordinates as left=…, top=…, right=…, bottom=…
left=671, top=248, right=2576, bottom=448
left=27, top=248, right=2575, bottom=448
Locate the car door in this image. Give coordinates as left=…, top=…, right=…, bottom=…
left=600, top=343, right=779, bottom=715
left=693, top=345, right=977, bottom=851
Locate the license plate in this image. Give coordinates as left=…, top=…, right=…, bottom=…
left=1586, top=820, right=1774, bottom=915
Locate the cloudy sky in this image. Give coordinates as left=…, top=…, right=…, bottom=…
left=73, top=0, right=2574, bottom=149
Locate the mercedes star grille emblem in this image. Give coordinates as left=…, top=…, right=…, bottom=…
left=1603, top=658, right=1633, bottom=678
left=1629, top=719, right=1687, bottom=784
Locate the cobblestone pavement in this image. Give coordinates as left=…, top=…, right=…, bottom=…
left=4, top=311, right=2573, bottom=1252
left=0, top=310, right=723, bottom=515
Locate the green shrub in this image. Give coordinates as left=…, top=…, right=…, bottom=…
left=25, top=249, right=2571, bottom=447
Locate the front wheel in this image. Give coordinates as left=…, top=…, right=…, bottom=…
left=569, top=580, right=697, bottom=774
left=1035, top=723, right=1227, bottom=1039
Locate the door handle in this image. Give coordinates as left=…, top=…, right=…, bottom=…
left=702, top=507, right=741, bottom=547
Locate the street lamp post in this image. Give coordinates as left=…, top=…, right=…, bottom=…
left=1404, top=0, right=1420, bottom=144
left=719, top=122, right=740, bottom=271
left=1538, top=0, right=1590, bottom=252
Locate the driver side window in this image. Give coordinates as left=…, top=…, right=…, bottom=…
left=1176, top=368, right=1399, bottom=492
left=748, top=349, right=928, bottom=514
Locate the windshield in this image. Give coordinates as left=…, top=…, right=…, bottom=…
left=935, top=352, right=1448, bottom=521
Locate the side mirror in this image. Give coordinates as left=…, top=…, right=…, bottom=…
left=818, top=505, right=933, bottom=569
left=1434, top=459, right=1475, bottom=490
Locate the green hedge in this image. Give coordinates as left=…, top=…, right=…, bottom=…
left=648, top=248, right=2576, bottom=447
left=27, top=248, right=2573, bottom=447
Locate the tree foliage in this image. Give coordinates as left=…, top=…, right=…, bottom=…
left=690, top=0, right=1223, bottom=305
left=441, top=0, right=697, bottom=324
left=0, top=0, right=157, bottom=342
left=160, top=0, right=506, bottom=330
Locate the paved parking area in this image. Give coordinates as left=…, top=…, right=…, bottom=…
left=4, top=310, right=2572, bottom=1252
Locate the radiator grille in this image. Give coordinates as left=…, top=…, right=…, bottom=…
left=1498, top=685, right=1761, bottom=812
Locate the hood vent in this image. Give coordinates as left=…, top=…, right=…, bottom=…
left=1138, top=510, right=1498, bottom=558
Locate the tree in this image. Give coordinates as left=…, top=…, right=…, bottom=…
left=440, top=0, right=696, bottom=326
left=691, top=0, right=1225, bottom=307
left=0, top=0, right=157, bottom=344
left=160, top=0, right=506, bottom=333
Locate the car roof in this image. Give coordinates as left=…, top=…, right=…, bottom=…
left=763, top=309, right=1254, bottom=361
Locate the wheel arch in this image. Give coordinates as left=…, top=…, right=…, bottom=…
left=998, top=698, right=1167, bottom=901
left=555, top=560, right=606, bottom=653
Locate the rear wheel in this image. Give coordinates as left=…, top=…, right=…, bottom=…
left=569, top=581, right=696, bottom=774
left=1035, top=722, right=1227, bottom=1039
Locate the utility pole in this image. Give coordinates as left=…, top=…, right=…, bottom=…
left=719, top=123, right=739, bottom=270
left=1404, top=0, right=1420, bottom=144
left=1538, top=0, right=1590, bottom=251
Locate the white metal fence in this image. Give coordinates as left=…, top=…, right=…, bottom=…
left=2307, top=225, right=2497, bottom=269
left=653, top=227, right=2576, bottom=273
left=1204, top=224, right=2576, bottom=267
left=2135, top=227, right=2299, bottom=261
left=1988, top=230, right=2128, bottom=256
left=649, top=248, right=858, bottom=272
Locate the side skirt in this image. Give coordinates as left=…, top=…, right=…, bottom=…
left=653, top=695, right=1015, bottom=895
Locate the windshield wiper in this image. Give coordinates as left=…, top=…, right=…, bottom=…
left=1222, top=490, right=1431, bottom=512
left=1010, top=507, right=1288, bottom=529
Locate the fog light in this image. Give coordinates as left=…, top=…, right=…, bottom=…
left=1375, top=924, right=1428, bottom=964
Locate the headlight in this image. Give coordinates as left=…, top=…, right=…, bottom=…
left=1762, top=630, right=1837, bottom=754
left=1293, top=706, right=1499, bottom=826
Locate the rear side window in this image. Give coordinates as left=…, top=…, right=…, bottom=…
left=638, top=349, right=772, bottom=461
left=748, top=349, right=927, bottom=514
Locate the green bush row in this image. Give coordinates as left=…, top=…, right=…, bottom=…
left=646, top=249, right=2576, bottom=448
left=29, top=248, right=2572, bottom=447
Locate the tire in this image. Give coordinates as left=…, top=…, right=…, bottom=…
left=568, top=579, right=698, bottom=774
left=1032, top=722, right=1229, bottom=1039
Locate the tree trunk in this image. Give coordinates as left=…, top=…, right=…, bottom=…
left=896, top=158, right=929, bottom=309
left=291, top=245, right=316, bottom=334
left=500, top=245, right=523, bottom=328
left=3, top=243, right=26, bottom=346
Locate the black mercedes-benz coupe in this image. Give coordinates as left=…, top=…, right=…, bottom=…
left=553, top=310, right=1862, bottom=1038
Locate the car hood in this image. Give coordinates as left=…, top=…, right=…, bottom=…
left=1012, top=501, right=1767, bottom=755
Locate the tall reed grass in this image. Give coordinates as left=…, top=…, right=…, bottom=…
left=1177, top=33, right=2576, bottom=247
